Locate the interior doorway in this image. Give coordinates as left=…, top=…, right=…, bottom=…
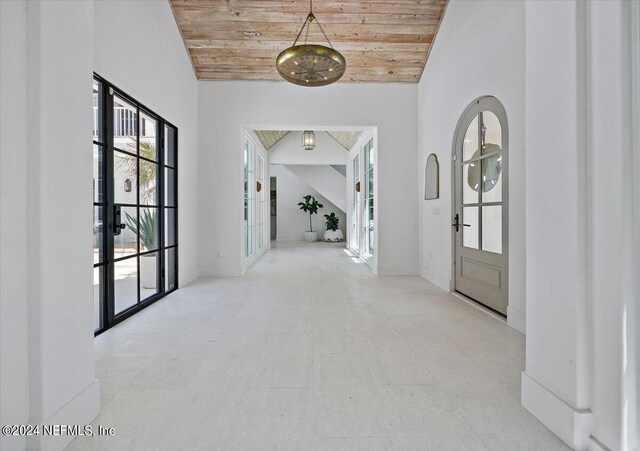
left=452, top=96, right=508, bottom=315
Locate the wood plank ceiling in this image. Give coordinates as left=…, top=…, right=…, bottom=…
left=254, top=130, right=290, bottom=149
left=326, top=131, right=362, bottom=150
left=170, top=0, right=449, bottom=83
left=254, top=130, right=362, bottom=151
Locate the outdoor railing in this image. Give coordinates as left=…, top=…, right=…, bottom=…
left=93, top=106, right=137, bottom=139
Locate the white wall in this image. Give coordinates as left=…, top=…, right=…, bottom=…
left=269, top=131, right=348, bottom=165
left=199, top=82, right=417, bottom=277
left=522, top=1, right=636, bottom=449
left=0, top=2, right=199, bottom=450
left=94, top=0, right=200, bottom=286
left=0, top=2, right=101, bottom=451
left=1, top=2, right=29, bottom=450
left=417, top=0, right=526, bottom=333
left=283, top=165, right=347, bottom=213
left=271, top=165, right=346, bottom=242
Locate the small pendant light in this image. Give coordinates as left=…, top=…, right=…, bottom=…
left=302, top=131, right=316, bottom=151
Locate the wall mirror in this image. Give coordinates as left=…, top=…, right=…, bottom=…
left=424, top=153, right=439, bottom=200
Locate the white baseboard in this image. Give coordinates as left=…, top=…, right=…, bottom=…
left=27, top=379, right=101, bottom=451
left=419, top=265, right=450, bottom=291
left=241, top=247, right=268, bottom=275
left=199, top=264, right=241, bottom=277
left=377, top=264, right=417, bottom=276
left=521, top=371, right=592, bottom=449
left=507, top=306, right=526, bottom=334
left=179, top=266, right=199, bottom=287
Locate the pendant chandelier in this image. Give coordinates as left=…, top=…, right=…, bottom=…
left=302, top=130, right=316, bottom=151
left=276, top=0, right=346, bottom=87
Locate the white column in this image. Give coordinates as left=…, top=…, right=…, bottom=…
left=26, top=2, right=100, bottom=450
left=523, top=1, right=637, bottom=449
left=1, top=1, right=30, bottom=451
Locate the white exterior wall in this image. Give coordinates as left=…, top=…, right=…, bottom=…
left=416, top=0, right=526, bottom=333
left=94, top=0, right=200, bottom=286
left=198, top=81, right=417, bottom=277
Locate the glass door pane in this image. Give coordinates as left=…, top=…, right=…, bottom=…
left=114, top=257, right=138, bottom=314
left=94, top=75, right=179, bottom=334
left=93, top=79, right=107, bottom=333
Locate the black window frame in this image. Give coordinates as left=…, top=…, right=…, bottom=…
left=93, top=73, right=179, bottom=336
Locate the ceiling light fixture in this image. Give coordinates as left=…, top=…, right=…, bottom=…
left=276, top=0, right=346, bottom=87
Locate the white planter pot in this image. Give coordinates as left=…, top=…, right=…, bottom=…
left=324, top=229, right=344, bottom=242
left=140, top=253, right=157, bottom=289
left=304, top=231, right=318, bottom=242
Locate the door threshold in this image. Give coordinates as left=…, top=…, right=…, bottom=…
left=451, top=291, right=507, bottom=323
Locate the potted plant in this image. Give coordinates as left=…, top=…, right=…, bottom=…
left=125, top=209, right=158, bottom=289
left=323, top=212, right=344, bottom=242
left=298, top=195, right=323, bottom=242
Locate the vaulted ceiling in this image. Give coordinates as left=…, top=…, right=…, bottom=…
left=325, top=131, right=362, bottom=150
left=170, top=0, right=449, bottom=83
left=254, top=130, right=363, bottom=150
left=254, top=130, right=290, bottom=149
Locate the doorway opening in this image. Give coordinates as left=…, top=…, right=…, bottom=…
left=452, top=96, right=509, bottom=316
left=241, top=126, right=376, bottom=273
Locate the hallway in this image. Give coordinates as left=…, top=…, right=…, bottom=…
left=69, top=242, right=566, bottom=450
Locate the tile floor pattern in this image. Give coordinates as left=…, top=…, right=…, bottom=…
left=69, top=242, right=568, bottom=450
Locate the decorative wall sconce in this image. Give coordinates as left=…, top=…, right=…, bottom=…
left=424, top=154, right=439, bottom=200
left=355, top=181, right=361, bottom=193
left=124, top=178, right=132, bottom=193
left=256, top=181, right=262, bottom=192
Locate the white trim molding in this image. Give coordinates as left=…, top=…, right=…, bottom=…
left=419, top=266, right=450, bottom=292
left=506, top=306, right=526, bottom=335
left=27, top=379, right=100, bottom=451
left=521, top=372, right=593, bottom=449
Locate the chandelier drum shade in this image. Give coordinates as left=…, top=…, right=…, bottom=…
left=302, top=131, right=316, bottom=151
left=276, top=0, right=346, bottom=87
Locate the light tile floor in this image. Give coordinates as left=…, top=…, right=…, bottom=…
left=69, top=242, right=568, bottom=450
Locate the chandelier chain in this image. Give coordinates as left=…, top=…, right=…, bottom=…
left=304, top=15, right=311, bottom=44
left=292, top=17, right=309, bottom=46
left=291, top=0, right=334, bottom=49
left=314, top=18, right=334, bottom=49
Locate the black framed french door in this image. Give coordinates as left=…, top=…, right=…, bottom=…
left=93, top=74, right=178, bottom=335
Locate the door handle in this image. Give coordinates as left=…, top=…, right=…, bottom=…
left=113, top=205, right=127, bottom=236
left=452, top=213, right=471, bottom=232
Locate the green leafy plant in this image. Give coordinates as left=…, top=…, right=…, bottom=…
left=298, top=195, right=323, bottom=232
left=125, top=209, right=157, bottom=251
left=324, top=212, right=339, bottom=231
